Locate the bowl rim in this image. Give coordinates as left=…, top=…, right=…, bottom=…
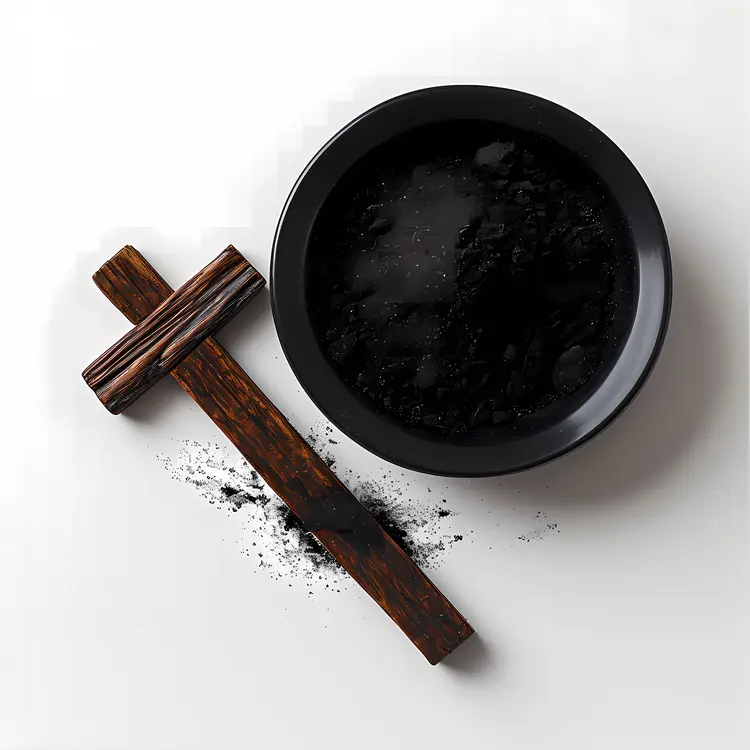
left=271, top=85, right=672, bottom=477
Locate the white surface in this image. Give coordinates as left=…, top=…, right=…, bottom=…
left=1, top=1, right=748, bottom=748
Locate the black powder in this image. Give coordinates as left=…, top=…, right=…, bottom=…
left=276, top=501, right=331, bottom=564
left=161, top=439, right=463, bottom=586
left=306, top=124, right=635, bottom=435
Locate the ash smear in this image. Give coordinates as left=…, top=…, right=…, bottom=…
left=160, top=439, right=463, bottom=589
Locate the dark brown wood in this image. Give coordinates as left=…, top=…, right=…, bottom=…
left=82, top=246, right=265, bottom=414
left=91, top=245, right=474, bottom=664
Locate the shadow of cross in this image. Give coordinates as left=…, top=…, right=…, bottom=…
left=82, top=245, right=474, bottom=664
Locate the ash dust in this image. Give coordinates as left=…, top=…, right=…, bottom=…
left=159, top=430, right=465, bottom=591
left=158, top=421, right=561, bottom=591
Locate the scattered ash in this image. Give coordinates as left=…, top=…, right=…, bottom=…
left=303, top=422, right=338, bottom=469
left=517, top=510, right=560, bottom=542
left=160, top=439, right=464, bottom=588
left=158, top=423, right=562, bottom=588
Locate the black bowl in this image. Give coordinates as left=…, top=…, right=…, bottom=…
left=271, top=86, right=671, bottom=477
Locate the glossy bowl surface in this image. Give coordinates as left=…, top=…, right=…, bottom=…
left=271, top=86, right=671, bottom=476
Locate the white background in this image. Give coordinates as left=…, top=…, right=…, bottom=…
left=1, top=1, right=748, bottom=748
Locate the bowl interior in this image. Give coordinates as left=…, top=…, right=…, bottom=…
left=304, top=119, right=637, bottom=447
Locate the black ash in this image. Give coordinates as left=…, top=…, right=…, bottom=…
left=160, top=439, right=463, bottom=586
left=306, top=125, right=635, bottom=435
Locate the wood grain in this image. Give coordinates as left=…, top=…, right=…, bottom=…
left=82, top=246, right=265, bottom=414
left=91, top=245, right=474, bottom=664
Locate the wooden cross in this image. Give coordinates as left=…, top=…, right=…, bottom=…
left=83, top=245, right=473, bottom=664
